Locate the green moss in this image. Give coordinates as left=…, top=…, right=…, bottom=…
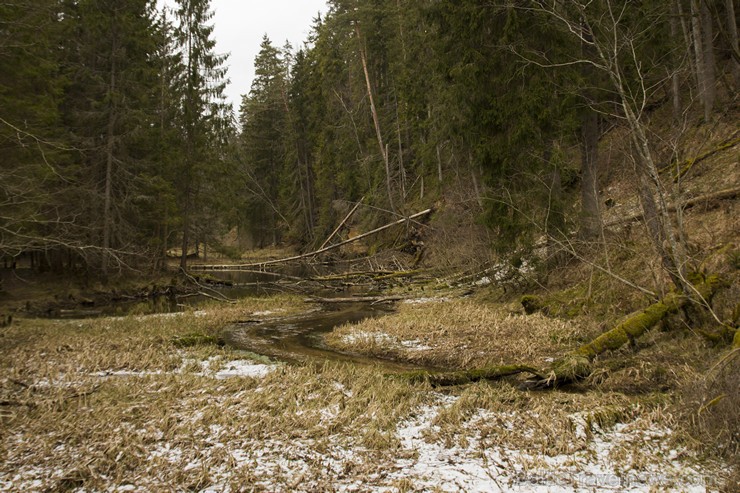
left=550, top=276, right=723, bottom=383
left=396, top=365, right=544, bottom=386
left=171, top=332, right=224, bottom=348
left=552, top=355, right=592, bottom=381
left=520, top=295, right=543, bottom=314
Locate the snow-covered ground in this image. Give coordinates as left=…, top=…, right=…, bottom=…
left=4, top=386, right=716, bottom=492
left=387, top=396, right=709, bottom=492
left=134, top=393, right=712, bottom=492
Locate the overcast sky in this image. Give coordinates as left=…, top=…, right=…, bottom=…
left=161, top=0, right=328, bottom=110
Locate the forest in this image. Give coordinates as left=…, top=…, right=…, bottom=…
left=0, top=0, right=737, bottom=275
left=1, top=0, right=739, bottom=491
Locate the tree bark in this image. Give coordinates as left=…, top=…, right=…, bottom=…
left=545, top=143, right=565, bottom=265
left=579, top=23, right=601, bottom=240
left=700, top=0, right=716, bottom=118
left=670, top=1, right=683, bottom=120
left=691, top=0, right=715, bottom=120
left=180, top=183, right=191, bottom=270
left=725, top=0, right=740, bottom=87
left=579, top=109, right=601, bottom=239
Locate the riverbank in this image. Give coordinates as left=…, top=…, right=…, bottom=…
left=2, top=293, right=735, bottom=491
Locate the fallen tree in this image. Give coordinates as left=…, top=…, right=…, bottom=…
left=542, top=274, right=723, bottom=385
left=399, top=364, right=545, bottom=386
left=398, top=274, right=725, bottom=388
left=189, top=208, right=433, bottom=271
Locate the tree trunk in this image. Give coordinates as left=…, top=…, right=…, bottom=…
left=700, top=0, right=716, bottom=118
left=670, top=1, right=683, bottom=120
left=436, top=143, right=443, bottom=184
left=579, top=109, right=601, bottom=239
left=725, top=0, right=739, bottom=87
left=180, top=183, right=191, bottom=270
left=579, top=23, right=601, bottom=240
left=102, top=36, right=118, bottom=276
left=676, top=0, right=700, bottom=91
left=545, top=143, right=565, bottom=265
left=691, top=0, right=715, bottom=120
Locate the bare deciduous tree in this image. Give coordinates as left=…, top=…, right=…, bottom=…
left=526, top=1, right=694, bottom=294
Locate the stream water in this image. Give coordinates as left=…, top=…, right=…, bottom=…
left=39, top=268, right=432, bottom=371
left=222, top=303, right=430, bottom=371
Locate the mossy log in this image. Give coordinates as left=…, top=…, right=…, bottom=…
left=404, top=276, right=723, bottom=388
left=546, top=275, right=723, bottom=384
left=396, top=364, right=545, bottom=386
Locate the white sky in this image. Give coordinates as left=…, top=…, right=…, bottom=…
left=161, top=0, right=328, bottom=110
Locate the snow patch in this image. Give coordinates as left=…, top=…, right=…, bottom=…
left=212, top=360, right=273, bottom=379
left=387, top=395, right=710, bottom=492
left=403, top=297, right=450, bottom=304
left=341, top=331, right=431, bottom=352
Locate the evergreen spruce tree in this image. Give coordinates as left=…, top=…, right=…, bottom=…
left=0, top=0, right=69, bottom=263
left=173, top=0, right=230, bottom=269
left=238, top=36, right=290, bottom=247
left=59, top=0, right=161, bottom=274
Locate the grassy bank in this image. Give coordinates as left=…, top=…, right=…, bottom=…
left=1, top=292, right=734, bottom=491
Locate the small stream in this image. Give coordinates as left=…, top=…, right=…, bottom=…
left=222, top=303, right=431, bottom=371
left=37, top=268, right=435, bottom=371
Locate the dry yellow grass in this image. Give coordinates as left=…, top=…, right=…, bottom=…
left=326, top=298, right=595, bottom=370
left=1, top=292, right=734, bottom=491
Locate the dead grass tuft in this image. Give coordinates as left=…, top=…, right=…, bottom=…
left=326, top=298, right=594, bottom=370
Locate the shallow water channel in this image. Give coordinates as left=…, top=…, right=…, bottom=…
left=223, top=303, right=431, bottom=372
left=40, top=265, right=434, bottom=371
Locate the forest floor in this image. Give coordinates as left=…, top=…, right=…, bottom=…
left=1, top=290, right=735, bottom=492
left=2, top=107, right=738, bottom=492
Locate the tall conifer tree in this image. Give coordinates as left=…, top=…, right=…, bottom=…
left=173, top=0, right=229, bottom=268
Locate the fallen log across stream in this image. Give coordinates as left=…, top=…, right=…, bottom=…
left=397, top=274, right=725, bottom=388
left=305, top=295, right=408, bottom=304
left=189, top=208, right=433, bottom=271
